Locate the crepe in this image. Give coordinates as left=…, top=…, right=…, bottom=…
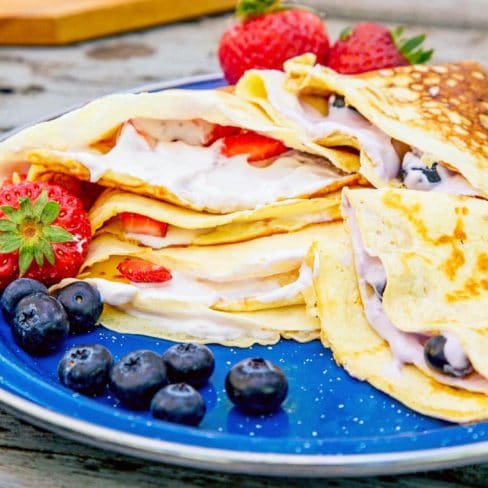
left=236, top=54, right=487, bottom=198
left=0, top=88, right=358, bottom=213
left=62, top=222, right=344, bottom=346
left=90, top=188, right=342, bottom=248
left=309, top=188, right=488, bottom=422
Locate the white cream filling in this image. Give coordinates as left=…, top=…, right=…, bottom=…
left=344, top=197, right=488, bottom=392
left=262, top=70, right=400, bottom=180
left=89, top=257, right=311, bottom=309
left=125, top=227, right=204, bottom=248
left=401, top=152, right=481, bottom=196
left=57, top=123, right=346, bottom=213
left=130, top=118, right=213, bottom=146
left=116, top=306, right=276, bottom=342
left=84, top=263, right=313, bottom=342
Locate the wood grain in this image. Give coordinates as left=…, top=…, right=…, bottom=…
left=0, top=0, right=236, bottom=45
left=0, top=410, right=486, bottom=487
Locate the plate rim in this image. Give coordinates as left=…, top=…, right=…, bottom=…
left=0, top=73, right=487, bottom=477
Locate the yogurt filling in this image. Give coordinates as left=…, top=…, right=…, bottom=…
left=84, top=262, right=313, bottom=341
left=89, top=259, right=312, bottom=309
left=261, top=70, right=400, bottom=180
left=344, top=197, right=488, bottom=392
left=401, top=151, right=482, bottom=196
left=56, top=122, right=348, bottom=213
left=125, top=227, right=205, bottom=248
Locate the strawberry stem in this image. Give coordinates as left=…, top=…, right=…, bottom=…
left=0, top=190, right=74, bottom=274
left=235, top=0, right=324, bottom=20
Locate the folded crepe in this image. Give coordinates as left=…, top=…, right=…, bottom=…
left=56, top=222, right=342, bottom=346
left=236, top=54, right=487, bottom=198
left=0, top=88, right=358, bottom=214
left=90, top=188, right=342, bottom=248
left=310, top=188, right=488, bottom=422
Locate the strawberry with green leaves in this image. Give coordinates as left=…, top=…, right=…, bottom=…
left=328, top=23, right=433, bottom=75
left=0, top=182, right=91, bottom=288
left=218, top=0, right=330, bottom=84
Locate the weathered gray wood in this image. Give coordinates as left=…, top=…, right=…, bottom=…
left=0, top=411, right=486, bottom=488
left=0, top=11, right=486, bottom=488
left=0, top=15, right=486, bottom=132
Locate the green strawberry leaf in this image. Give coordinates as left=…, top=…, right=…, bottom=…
left=1, top=205, right=23, bottom=224
left=40, top=201, right=60, bottom=225
left=392, top=28, right=433, bottom=65
left=32, top=190, right=49, bottom=220
left=236, top=0, right=281, bottom=18
left=34, top=246, right=45, bottom=267
left=19, top=245, right=34, bottom=274
left=39, top=238, right=55, bottom=265
left=19, top=197, right=33, bottom=219
left=400, top=34, right=426, bottom=55
left=0, top=233, right=22, bottom=253
left=43, top=225, right=73, bottom=243
left=0, top=220, right=17, bottom=232
left=339, top=26, right=352, bottom=41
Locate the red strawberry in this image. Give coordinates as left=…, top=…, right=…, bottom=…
left=0, top=182, right=91, bottom=288
left=117, top=258, right=172, bottom=283
left=203, top=125, right=241, bottom=146
left=328, top=23, right=433, bottom=75
left=120, top=213, right=168, bottom=237
left=218, top=1, right=330, bottom=84
left=44, top=173, right=103, bottom=210
left=221, top=131, right=288, bottom=162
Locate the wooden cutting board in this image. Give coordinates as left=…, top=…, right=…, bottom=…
left=0, top=0, right=236, bottom=45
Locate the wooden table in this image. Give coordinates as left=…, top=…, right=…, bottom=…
left=0, top=12, right=487, bottom=487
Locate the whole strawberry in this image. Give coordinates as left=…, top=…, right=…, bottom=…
left=0, top=182, right=91, bottom=288
left=218, top=0, right=330, bottom=84
left=328, top=23, right=433, bottom=75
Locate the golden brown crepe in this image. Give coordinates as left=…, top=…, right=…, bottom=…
left=236, top=54, right=487, bottom=197
left=308, top=188, right=488, bottom=422
left=89, top=188, right=342, bottom=248
left=0, top=88, right=358, bottom=213
left=58, top=222, right=344, bottom=346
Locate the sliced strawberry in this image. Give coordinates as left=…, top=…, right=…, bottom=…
left=117, top=258, right=172, bottom=283
left=221, top=131, right=288, bottom=163
left=203, top=124, right=241, bottom=146
left=120, top=213, right=168, bottom=237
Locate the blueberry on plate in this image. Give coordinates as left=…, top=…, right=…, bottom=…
left=162, top=343, right=215, bottom=388
left=55, top=281, right=103, bottom=333
left=424, top=334, right=473, bottom=377
left=58, top=344, right=112, bottom=395
left=225, top=358, right=288, bottom=415
left=12, top=292, right=69, bottom=355
left=151, top=383, right=206, bottom=426
left=110, top=350, right=168, bottom=409
left=1, top=278, right=48, bottom=321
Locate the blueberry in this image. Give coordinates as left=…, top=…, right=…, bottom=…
left=55, top=282, right=103, bottom=333
left=58, top=344, right=112, bottom=395
left=12, top=293, right=69, bottom=354
left=151, top=383, right=206, bottom=426
left=110, top=350, right=168, bottom=409
left=1, top=278, right=48, bottom=321
left=225, top=358, right=288, bottom=415
left=162, top=343, right=215, bottom=388
left=424, top=335, right=473, bottom=377
left=331, top=95, right=346, bottom=108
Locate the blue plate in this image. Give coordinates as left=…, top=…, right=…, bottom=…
left=0, top=74, right=486, bottom=477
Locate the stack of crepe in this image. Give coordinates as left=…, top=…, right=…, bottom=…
left=0, top=56, right=486, bottom=422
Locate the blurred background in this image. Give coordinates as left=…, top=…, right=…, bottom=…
left=0, top=0, right=486, bottom=131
